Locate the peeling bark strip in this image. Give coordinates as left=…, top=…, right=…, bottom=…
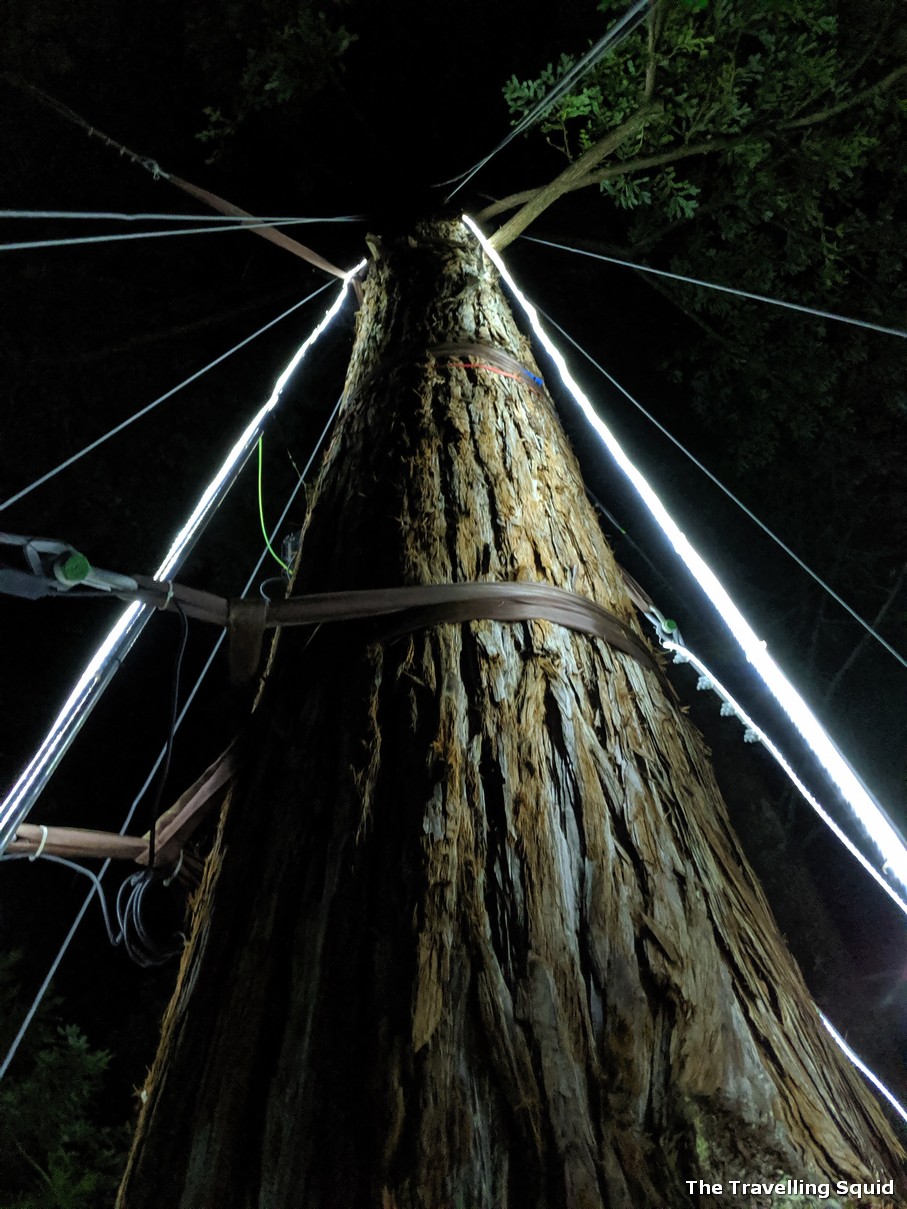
left=119, top=221, right=904, bottom=1209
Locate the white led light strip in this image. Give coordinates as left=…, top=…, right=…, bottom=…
left=464, top=214, right=907, bottom=900
left=820, top=1015, right=907, bottom=1126
left=661, top=639, right=907, bottom=922
left=0, top=261, right=365, bottom=853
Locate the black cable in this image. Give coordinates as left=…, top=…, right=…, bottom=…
left=1, top=853, right=184, bottom=967
left=147, top=602, right=189, bottom=869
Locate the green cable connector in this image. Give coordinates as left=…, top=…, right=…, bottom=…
left=661, top=617, right=678, bottom=634
left=58, top=551, right=91, bottom=583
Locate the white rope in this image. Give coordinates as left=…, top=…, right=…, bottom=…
left=27, top=824, right=49, bottom=861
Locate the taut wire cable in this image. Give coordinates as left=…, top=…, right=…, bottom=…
left=534, top=302, right=907, bottom=674
left=0, top=217, right=338, bottom=254
left=441, top=0, right=650, bottom=200
left=524, top=236, right=907, bottom=341
left=0, top=209, right=364, bottom=223
left=0, top=284, right=333, bottom=511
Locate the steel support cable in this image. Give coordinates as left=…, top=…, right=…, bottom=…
left=0, top=216, right=339, bottom=254
left=0, top=267, right=363, bottom=855
left=0, top=284, right=333, bottom=512
left=532, top=304, right=907, bottom=675
left=440, top=0, right=650, bottom=200
left=0, top=209, right=364, bottom=223
left=0, top=389, right=345, bottom=1082
left=523, top=235, right=907, bottom=341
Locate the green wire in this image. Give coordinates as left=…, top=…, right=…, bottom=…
left=257, top=436, right=290, bottom=572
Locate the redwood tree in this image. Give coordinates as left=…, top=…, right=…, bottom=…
left=118, top=221, right=904, bottom=1207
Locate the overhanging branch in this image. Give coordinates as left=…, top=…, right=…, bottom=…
left=487, top=102, right=661, bottom=251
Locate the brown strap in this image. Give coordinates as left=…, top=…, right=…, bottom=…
left=228, top=598, right=268, bottom=686
left=167, top=175, right=349, bottom=280
left=131, top=576, right=666, bottom=686
left=10, top=744, right=238, bottom=870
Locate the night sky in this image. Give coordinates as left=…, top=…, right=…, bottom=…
left=1, top=0, right=906, bottom=1146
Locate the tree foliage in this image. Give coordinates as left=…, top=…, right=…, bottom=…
left=0, top=954, right=128, bottom=1209
left=188, top=0, right=357, bottom=161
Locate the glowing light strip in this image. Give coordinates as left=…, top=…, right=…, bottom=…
left=0, top=261, right=365, bottom=854
left=820, top=1015, right=907, bottom=1127
left=661, top=639, right=907, bottom=921
left=464, top=214, right=907, bottom=899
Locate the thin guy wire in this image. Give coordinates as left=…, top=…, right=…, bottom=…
left=442, top=0, right=649, bottom=200
left=0, top=216, right=334, bottom=253
left=0, top=284, right=333, bottom=511
left=0, top=391, right=345, bottom=1082
left=0, top=210, right=365, bottom=223
left=525, top=236, right=907, bottom=341
left=535, top=303, right=907, bottom=673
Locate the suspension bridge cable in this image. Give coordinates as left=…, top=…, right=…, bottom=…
left=0, top=284, right=333, bottom=512
left=0, top=266, right=363, bottom=855
left=524, top=236, right=907, bottom=341
left=0, top=389, right=346, bottom=1082
left=533, top=304, right=907, bottom=674
left=467, top=214, right=907, bottom=900
left=0, top=210, right=365, bottom=223
left=441, top=0, right=650, bottom=200
left=0, top=216, right=338, bottom=254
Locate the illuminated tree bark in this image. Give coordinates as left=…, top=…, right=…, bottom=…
left=118, top=221, right=904, bottom=1209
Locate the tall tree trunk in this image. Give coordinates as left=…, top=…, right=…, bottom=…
left=118, top=221, right=904, bottom=1208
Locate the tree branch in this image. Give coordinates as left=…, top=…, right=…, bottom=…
left=476, top=134, right=742, bottom=224
left=779, top=63, right=907, bottom=131
left=487, top=102, right=661, bottom=250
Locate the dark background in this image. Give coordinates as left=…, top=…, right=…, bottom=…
left=1, top=0, right=905, bottom=1145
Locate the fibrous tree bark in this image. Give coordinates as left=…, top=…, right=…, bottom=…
left=118, top=220, right=904, bottom=1208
